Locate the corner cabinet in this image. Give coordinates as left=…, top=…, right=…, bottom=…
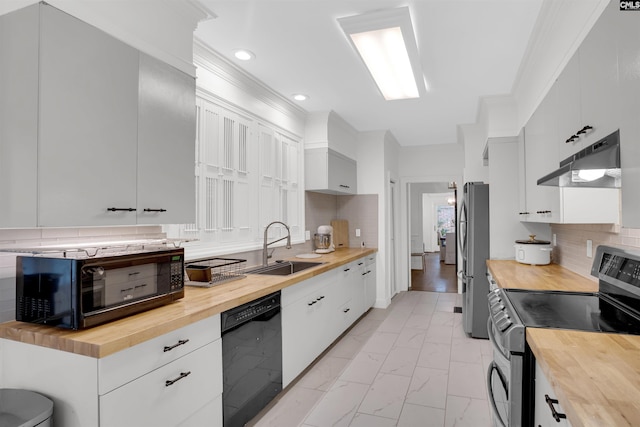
left=305, top=148, right=357, bottom=195
left=0, top=3, right=195, bottom=227
left=0, top=316, right=223, bottom=427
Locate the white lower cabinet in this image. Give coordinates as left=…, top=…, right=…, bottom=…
left=364, top=255, right=377, bottom=309
left=281, top=271, right=336, bottom=386
left=0, top=316, right=223, bottom=427
left=534, top=361, right=573, bottom=427
left=282, top=255, right=374, bottom=387
left=100, top=340, right=222, bottom=427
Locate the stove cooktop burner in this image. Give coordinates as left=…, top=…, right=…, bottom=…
left=504, top=289, right=640, bottom=335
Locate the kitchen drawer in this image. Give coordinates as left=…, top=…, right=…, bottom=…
left=98, top=315, right=220, bottom=394
left=281, top=269, right=335, bottom=307
left=100, top=339, right=222, bottom=427
left=178, top=395, right=222, bottom=427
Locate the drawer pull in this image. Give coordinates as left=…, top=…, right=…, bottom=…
left=308, top=300, right=316, bottom=306
left=344, top=308, right=350, bottom=313
left=544, top=394, right=567, bottom=422
left=165, top=371, right=191, bottom=387
left=163, top=339, right=189, bottom=352
left=143, top=208, right=167, bottom=212
left=107, top=207, right=136, bottom=212
left=343, top=268, right=350, bottom=272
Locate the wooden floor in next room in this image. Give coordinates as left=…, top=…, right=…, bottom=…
left=410, top=252, right=457, bottom=293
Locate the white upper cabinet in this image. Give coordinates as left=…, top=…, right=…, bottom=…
left=37, top=4, right=139, bottom=227
left=0, top=3, right=196, bottom=227
left=555, top=3, right=619, bottom=161
left=137, top=53, right=196, bottom=225
left=617, top=4, right=640, bottom=228
left=555, top=53, right=584, bottom=160
left=575, top=2, right=619, bottom=148
left=523, top=87, right=561, bottom=223
left=0, top=5, right=39, bottom=227
left=305, top=148, right=357, bottom=195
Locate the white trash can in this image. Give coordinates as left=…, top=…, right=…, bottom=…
left=0, top=389, right=53, bottom=427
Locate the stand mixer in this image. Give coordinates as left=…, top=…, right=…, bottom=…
left=314, top=225, right=335, bottom=254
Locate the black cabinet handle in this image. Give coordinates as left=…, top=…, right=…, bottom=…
left=544, top=394, right=567, bottom=422
left=107, top=207, right=136, bottom=212
left=308, top=300, right=316, bottom=306
left=576, top=125, right=593, bottom=135
left=164, top=339, right=189, bottom=352
left=344, top=268, right=350, bottom=272
left=339, top=184, right=350, bottom=188
left=519, top=212, right=530, bottom=215
left=165, top=371, right=191, bottom=387
left=344, top=308, right=350, bottom=313
left=143, top=208, right=167, bottom=212
left=565, top=135, right=578, bottom=143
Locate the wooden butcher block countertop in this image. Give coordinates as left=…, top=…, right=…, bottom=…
left=0, top=247, right=376, bottom=359
left=528, top=328, right=640, bottom=427
left=487, top=260, right=598, bottom=292
left=490, top=260, right=640, bottom=426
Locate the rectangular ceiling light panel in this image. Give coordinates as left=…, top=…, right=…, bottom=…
left=339, top=7, right=425, bottom=101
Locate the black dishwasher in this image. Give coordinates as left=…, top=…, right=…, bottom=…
left=221, top=291, right=282, bottom=427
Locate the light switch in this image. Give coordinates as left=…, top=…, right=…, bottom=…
left=355, top=228, right=361, bottom=237
left=587, top=239, right=593, bottom=258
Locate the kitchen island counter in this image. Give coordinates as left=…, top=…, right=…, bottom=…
left=0, top=247, right=376, bottom=358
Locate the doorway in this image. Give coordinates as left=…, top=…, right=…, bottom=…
left=408, top=182, right=457, bottom=293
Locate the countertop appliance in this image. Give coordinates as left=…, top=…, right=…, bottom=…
left=537, top=129, right=621, bottom=188
left=314, top=225, right=335, bottom=254
left=221, top=291, right=282, bottom=427
left=486, top=245, right=640, bottom=427
left=514, top=235, right=552, bottom=265
left=459, top=182, right=490, bottom=339
left=16, top=247, right=184, bottom=329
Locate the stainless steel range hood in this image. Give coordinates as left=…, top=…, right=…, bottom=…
left=537, top=129, right=621, bottom=188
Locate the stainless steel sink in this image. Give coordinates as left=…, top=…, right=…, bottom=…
left=244, top=261, right=324, bottom=276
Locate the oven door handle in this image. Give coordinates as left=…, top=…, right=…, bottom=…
left=487, top=317, right=510, bottom=361
left=487, top=361, right=508, bottom=427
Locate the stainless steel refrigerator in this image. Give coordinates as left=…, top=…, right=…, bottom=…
left=459, top=182, right=490, bottom=339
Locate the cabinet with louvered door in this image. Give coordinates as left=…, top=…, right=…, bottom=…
left=196, top=98, right=255, bottom=245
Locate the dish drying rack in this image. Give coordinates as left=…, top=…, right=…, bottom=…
left=185, top=258, right=246, bottom=288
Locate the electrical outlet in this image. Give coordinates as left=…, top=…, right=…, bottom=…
left=305, top=230, right=311, bottom=240
left=355, top=228, right=361, bottom=237
left=553, top=233, right=557, bottom=246
left=587, top=239, right=593, bottom=258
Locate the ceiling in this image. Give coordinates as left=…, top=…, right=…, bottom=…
left=194, top=0, right=543, bottom=147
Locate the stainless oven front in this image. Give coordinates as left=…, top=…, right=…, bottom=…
left=487, top=316, right=524, bottom=427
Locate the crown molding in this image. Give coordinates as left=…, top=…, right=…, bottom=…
left=193, top=38, right=307, bottom=124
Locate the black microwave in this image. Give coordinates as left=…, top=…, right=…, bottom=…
left=16, top=248, right=185, bottom=329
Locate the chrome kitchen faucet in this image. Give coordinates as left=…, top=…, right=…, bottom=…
left=263, top=221, right=291, bottom=266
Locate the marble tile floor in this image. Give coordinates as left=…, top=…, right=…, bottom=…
left=251, top=291, right=494, bottom=427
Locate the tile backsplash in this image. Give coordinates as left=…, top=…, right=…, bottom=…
left=551, top=224, right=640, bottom=280
left=305, top=192, right=378, bottom=252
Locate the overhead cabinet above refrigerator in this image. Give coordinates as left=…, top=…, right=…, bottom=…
left=0, top=3, right=195, bottom=227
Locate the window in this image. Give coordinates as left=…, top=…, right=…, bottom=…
left=167, top=95, right=304, bottom=257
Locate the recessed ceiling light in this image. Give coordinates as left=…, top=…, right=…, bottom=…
left=293, top=94, right=309, bottom=101
left=233, top=49, right=255, bottom=61
left=338, top=7, right=425, bottom=101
